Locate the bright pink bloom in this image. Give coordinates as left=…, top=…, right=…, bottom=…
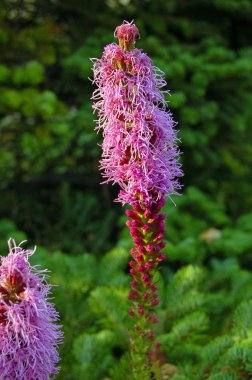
left=0, top=240, right=62, bottom=380
left=92, top=20, right=182, bottom=207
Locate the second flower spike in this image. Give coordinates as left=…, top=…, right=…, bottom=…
left=0, top=240, right=63, bottom=380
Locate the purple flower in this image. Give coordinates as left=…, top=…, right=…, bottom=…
left=0, top=239, right=63, bottom=380
left=92, top=20, right=182, bottom=207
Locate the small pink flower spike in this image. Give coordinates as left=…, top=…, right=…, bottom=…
left=0, top=239, right=63, bottom=380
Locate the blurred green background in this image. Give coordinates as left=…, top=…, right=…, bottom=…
left=1, top=1, right=252, bottom=379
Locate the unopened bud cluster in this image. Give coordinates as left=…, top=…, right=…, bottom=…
left=127, top=198, right=166, bottom=317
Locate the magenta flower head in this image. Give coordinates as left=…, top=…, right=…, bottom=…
left=0, top=239, right=63, bottom=380
left=92, top=20, right=182, bottom=207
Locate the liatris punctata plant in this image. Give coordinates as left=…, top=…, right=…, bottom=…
left=0, top=239, right=63, bottom=380
left=92, top=20, right=182, bottom=378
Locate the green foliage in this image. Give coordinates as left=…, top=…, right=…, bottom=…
left=2, top=215, right=252, bottom=379
left=109, top=353, right=134, bottom=380
left=73, top=331, right=115, bottom=380
left=24, top=242, right=129, bottom=379
left=89, top=286, right=129, bottom=333
left=199, top=300, right=252, bottom=379
left=156, top=260, right=252, bottom=379
left=165, top=265, right=205, bottom=318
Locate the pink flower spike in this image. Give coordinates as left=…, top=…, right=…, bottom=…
left=92, top=20, right=183, bottom=373
left=0, top=239, right=63, bottom=380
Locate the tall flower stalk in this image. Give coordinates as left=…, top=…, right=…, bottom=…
left=0, top=240, right=63, bottom=380
left=92, top=20, right=182, bottom=378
